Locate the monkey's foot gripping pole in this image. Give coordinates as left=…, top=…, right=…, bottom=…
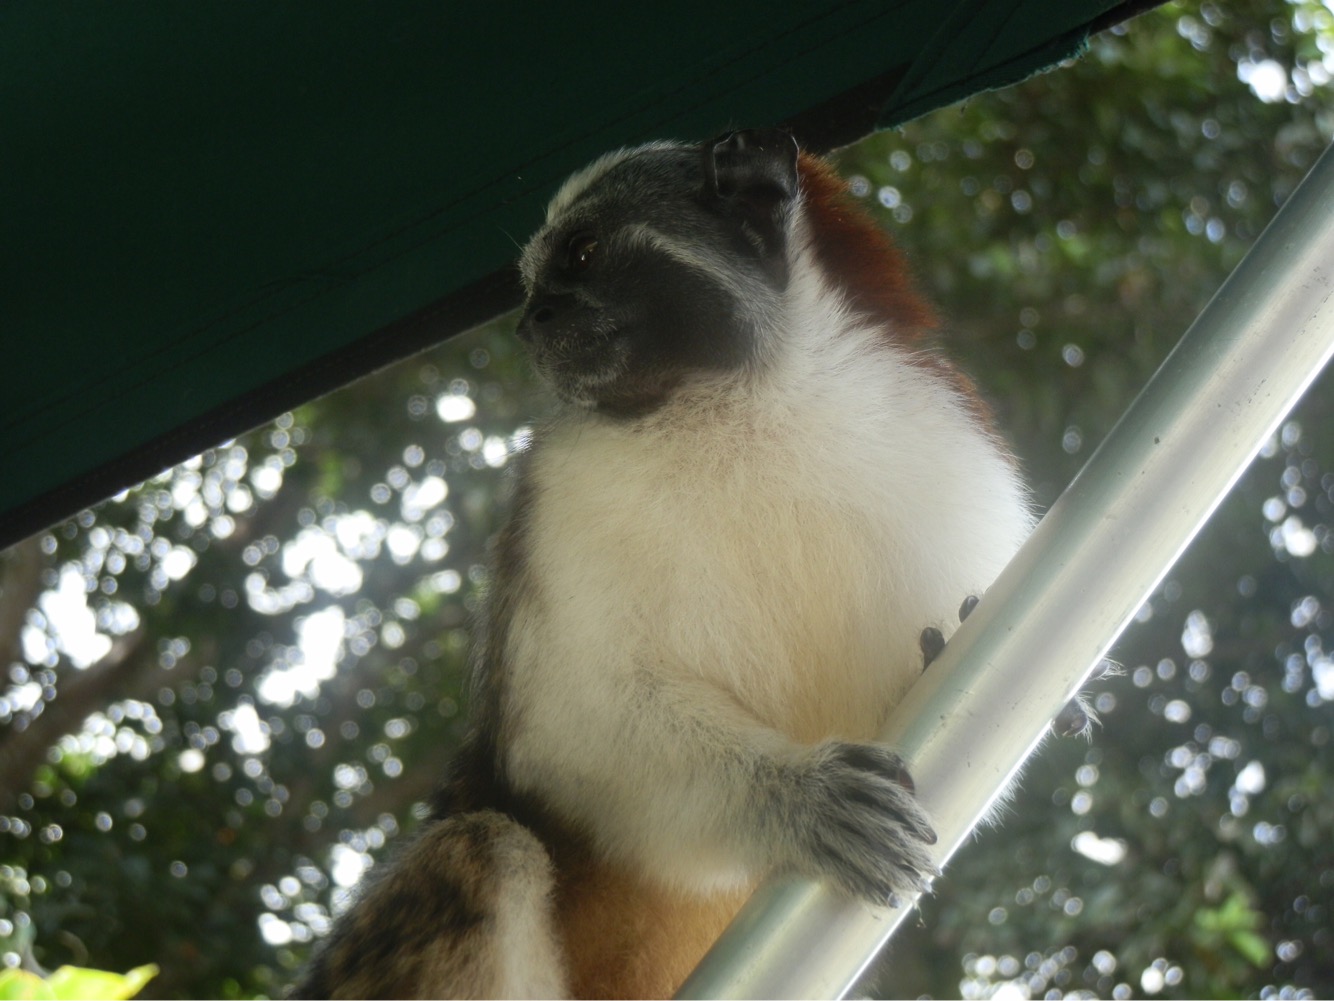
left=676, top=140, right=1334, bottom=1000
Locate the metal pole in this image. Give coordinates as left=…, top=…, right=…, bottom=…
left=677, top=141, right=1334, bottom=1000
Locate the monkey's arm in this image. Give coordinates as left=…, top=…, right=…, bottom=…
left=505, top=666, right=937, bottom=903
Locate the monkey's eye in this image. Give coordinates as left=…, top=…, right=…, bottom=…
left=565, top=233, right=599, bottom=274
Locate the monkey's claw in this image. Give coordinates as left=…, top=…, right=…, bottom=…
left=918, top=626, right=946, bottom=670
left=920, top=594, right=980, bottom=671
left=787, top=740, right=939, bottom=902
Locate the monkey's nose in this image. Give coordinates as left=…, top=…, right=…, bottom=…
left=517, top=293, right=577, bottom=343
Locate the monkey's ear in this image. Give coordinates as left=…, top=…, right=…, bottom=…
left=702, top=129, right=799, bottom=257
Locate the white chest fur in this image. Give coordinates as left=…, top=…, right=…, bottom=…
left=503, top=322, right=1032, bottom=788
left=497, top=296, right=1036, bottom=889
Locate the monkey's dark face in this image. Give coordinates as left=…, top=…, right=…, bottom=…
left=517, top=131, right=799, bottom=414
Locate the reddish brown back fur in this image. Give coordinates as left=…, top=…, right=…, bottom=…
left=797, top=153, right=939, bottom=337
left=557, top=852, right=750, bottom=999
left=798, top=152, right=1007, bottom=441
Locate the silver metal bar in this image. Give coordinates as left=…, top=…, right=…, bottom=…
left=677, top=141, right=1334, bottom=1000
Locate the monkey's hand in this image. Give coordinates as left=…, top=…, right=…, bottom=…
left=775, top=740, right=938, bottom=903
left=919, top=594, right=980, bottom=670
left=920, top=596, right=1109, bottom=738
left=1053, top=661, right=1118, bottom=737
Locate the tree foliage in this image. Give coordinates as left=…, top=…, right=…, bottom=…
left=0, top=327, right=537, bottom=997
left=1, top=1, right=1331, bottom=998
left=836, top=2, right=1334, bottom=996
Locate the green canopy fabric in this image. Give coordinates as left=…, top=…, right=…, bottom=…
left=1, top=0, right=1155, bottom=550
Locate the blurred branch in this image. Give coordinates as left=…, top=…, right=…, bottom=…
left=244, top=740, right=454, bottom=891
left=268, top=631, right=457, bottom=825
left=1, top=536, right=44, bottom=669
left=343, top=749, right=447, bottom=828
left=0, top=628, right=153, bottom=813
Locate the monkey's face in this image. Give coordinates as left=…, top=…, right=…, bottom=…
left=516, top=131, right=799, bottom=415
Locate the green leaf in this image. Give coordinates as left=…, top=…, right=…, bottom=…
left=1228, top=931, right=1272, bottom=968
left=0, top=970, right=54, bottom=1001
left=44, top=965, right=158, bottom=1001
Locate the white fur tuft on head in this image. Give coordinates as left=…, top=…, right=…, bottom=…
left=543, top=141, right=685, bottom=225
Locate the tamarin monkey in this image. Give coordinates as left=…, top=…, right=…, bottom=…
left=292, top=128, right=1037, bottom=998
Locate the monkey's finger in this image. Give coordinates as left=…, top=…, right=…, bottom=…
left=919, top=626, right=945, bottom=670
